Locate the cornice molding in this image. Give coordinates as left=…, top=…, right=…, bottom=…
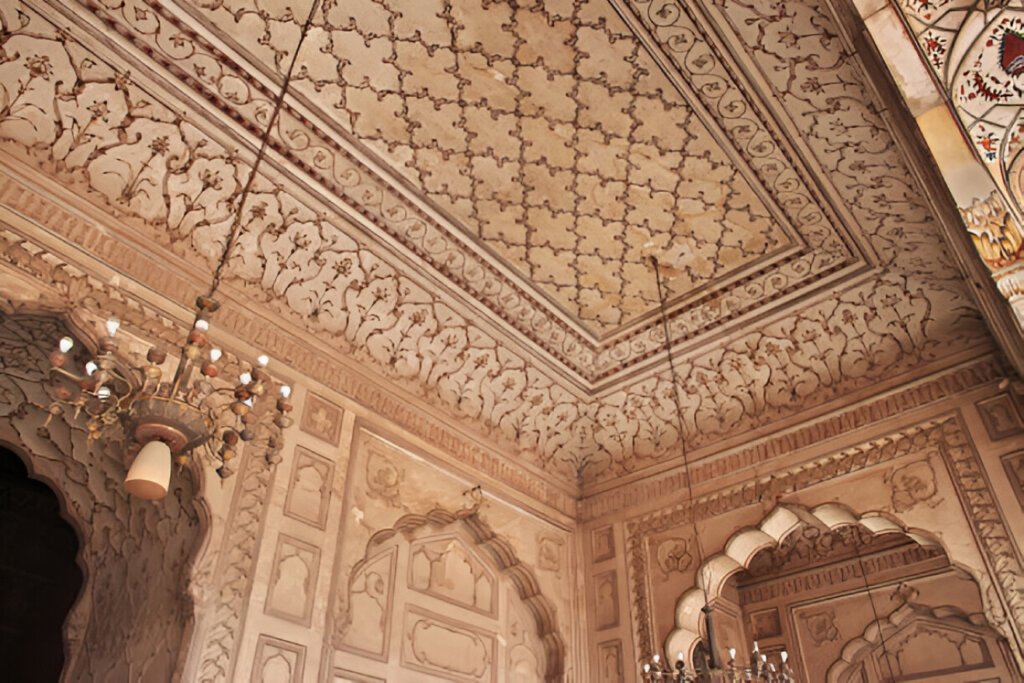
left=580, top=354, right=1005, bottom=520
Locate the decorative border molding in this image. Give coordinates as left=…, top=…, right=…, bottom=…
left=283, top=446, right=335, bottom=530
left=264, top=533, right=322, bottom=627
left=197, top=431, right=279, bottom=682
left=581, top=356, right=1004, bottom=520
left=250, top=635, right=306, bottom=683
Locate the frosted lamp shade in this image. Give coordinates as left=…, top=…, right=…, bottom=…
left=125, top=440, right=171, bottom=500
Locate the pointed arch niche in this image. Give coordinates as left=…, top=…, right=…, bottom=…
left=331, top=508, right=565, bottom=683
left=664, top=503, right=1020, bottom=680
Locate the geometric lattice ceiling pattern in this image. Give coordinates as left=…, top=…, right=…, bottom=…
left=0, top=0, right=994, bottom=487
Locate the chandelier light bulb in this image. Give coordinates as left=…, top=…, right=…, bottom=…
left=209, top=347, right=222, bottom=362
left=643, top=664, right=651, bottom=673
left=96, top=385, right=112, bottom=400
left=676, top=651, right=684, bottom=662
left=761, top=654, right=767, bottom=663
left=753, top=641, right=759, bottom=653
left=256, top=353, right=269, bottom=368
left=781, top=650, right=788, bottom=663
left=243, top=397, right=254, bottom=408
left=279, top=385, right=292, bottom=398
left=239, top=371, right=252, bottom=385
left=85, top=361, right=98, bottom=376
left=652, top=654, right=660, bottom=664
left=105, top=318, right=120, bottom=337
left=124, top=440, right=171, bottom=500
left=194, top=319, right=210, bottom=331
left=728, top=647, right=737, bottom=660
left=59, top=336, right=74, bottom=353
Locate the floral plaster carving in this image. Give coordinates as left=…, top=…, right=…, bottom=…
left=801, top=609, right=841, bottom=646
left=0, top=0, right=995, bottom=485
left=886, top=460, right=942, bottom=512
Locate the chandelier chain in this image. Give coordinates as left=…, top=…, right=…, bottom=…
left=206, top=0, right=323, bottom=300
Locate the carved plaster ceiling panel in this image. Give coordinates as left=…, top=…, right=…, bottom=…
left=0, top=0, right=992, bottom=486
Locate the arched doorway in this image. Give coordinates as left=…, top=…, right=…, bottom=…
left=0, top=446, right=83, bottom=682
left=664, top=504, right=1020, bottom=681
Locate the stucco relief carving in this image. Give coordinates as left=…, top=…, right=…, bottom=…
left=283, top=446, right=333, bottom=529
left=0, top=0, right=993, bottom=485
left=401, top=607, right=495, bottom=683
left=801, top=609, right=841, bottom=646
left=886, top=460, right=942, bottom=513
left=0, top=314, right=205, bottom=681
left=507, top=593, right=544, bottom=682
left=265, top=534, right=321, bottom=627
left=537, top=534, right=564, bottom=573
left=595, top=570, right=620, bottom=630
left=300, top=393, right=343, bottom=446
left=655, top=537, right=694, bottom=579
left=597, top=639, right=625, bottom=683
left=593, top=526, right=616, bottom=562
left=338, top=547, right=396, bottom=658
left=977, top=393, right=1024, bottom=441
left=251, top=636, right=305, bottom=683
left=1002, top=451, right=1024, bottom=508
left=364, top=445, right=403, bottom=509
left=408, top=535, right=497, bottom=615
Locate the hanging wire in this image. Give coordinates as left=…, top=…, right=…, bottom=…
left=849, top=527, right=898, bottom=682
left=205, top=0, right=323, bottom=300
left=651, top=256, right=713, bottom=640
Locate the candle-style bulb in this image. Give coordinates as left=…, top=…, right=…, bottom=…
left=643, top=663, right=651, bottom=673
left=653, top=654, right=660, bottom=664
left=59, top=336, right=74, bottom=353
left=209, top=347, right=222, bottom=362
left=728, top=647, right=737, bottom=660
left=753, top=641, right=759, bottom=652
left=256, top=353, right=269, bottom=368
left=239, top=371, right=252, bottom=385
left=279, top=385, right=292, bottom=398
left=781, top=650, right=788, bottom=663
left=105, top=318, right=120, bottom=337
left=195, top=319, right=210, bottom=331
left=761, top=653, right=767, bottom=663
left=96, top=386, right=112, bottom=400
left=676, top=651, right=684, bottom=662
left=85, top=361, right=98, bottom=376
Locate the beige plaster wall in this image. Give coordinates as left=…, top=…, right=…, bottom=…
left=181, top=366, right=583, bottom=682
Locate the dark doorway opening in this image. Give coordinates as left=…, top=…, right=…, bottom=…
left=0, top=446, right=84, bottom=682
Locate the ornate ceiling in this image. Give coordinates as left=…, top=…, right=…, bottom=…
left=0, top=0, right=997, bottom=488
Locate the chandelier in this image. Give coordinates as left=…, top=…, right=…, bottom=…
left=639, top=256, right=796, bottom=683
left=43, top=1, right=324, bottom=500
left=641, top=644, right=795, bottom=682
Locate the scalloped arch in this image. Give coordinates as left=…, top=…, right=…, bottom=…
left=664, top=502, right=952, bottom=660
left=826, top=601, right=1001, bottom=682
left=352, top=506, right=566, bottom=681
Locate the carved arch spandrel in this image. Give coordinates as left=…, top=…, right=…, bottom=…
left=345, top=507, right=566, bottom=682
left=826, top=601, right=1016, bottom=683
left=663, top=502, right=1015, bottom=667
